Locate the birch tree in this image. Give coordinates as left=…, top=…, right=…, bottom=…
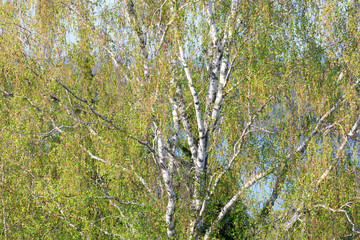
left=1, top=0, right=360, bottom=239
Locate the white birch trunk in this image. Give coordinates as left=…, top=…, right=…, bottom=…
left=158, top=133, right=176, bottom=238
left=126, top=0, right=150, bottom=81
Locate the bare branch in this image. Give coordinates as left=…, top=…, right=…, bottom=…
left=81, top=145, right=153, bottom=195
left=260, top=77, right=360, bottom=218
left=204, top=168, right=274, bottom=240
left=311, top=203, right=360, bottom=238
left=78, top=215, right=125, bottom=239
left=196, top=96, right=274, bottom=233
left=281, top=112, right=360, bottom=232
left=56, top=79, right=156, bottom=153
left=54, top=202, right=91, bottom=240
left=315, top=113, right=360, bottom=190
left=94, top=171, right=136, bottom=234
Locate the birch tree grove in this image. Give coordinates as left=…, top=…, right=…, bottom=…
left=1, top=0, right=360, bottom=239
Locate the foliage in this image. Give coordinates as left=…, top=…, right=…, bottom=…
left=1, top=0, right=360, bottom=239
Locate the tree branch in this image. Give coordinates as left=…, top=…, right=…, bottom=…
left=81, top=145, right=153, bottom=195
left=157, top=131, right=176, bottom=238
left=204, top=168, right=274, bottom=240
left=260, top=77, right=360, bottom=219
left=56, top=79, right=156, bottom=154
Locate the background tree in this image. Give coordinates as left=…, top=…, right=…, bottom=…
left=1, top=0, right=360, bottom=239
